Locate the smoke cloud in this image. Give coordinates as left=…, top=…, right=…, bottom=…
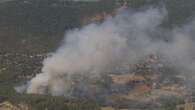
left=25, top=7, right=195, bottom=100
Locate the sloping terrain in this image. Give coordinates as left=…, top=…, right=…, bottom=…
left=0, top=0, right=195, bottom=110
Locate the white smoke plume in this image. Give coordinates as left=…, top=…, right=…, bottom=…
left=25, top=7, right=195, bottom=99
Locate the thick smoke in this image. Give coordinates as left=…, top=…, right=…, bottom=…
left=25, top=7, right=195, bottom=99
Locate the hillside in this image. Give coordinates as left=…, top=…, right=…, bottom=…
left=0, top=0, right=195, bottom=110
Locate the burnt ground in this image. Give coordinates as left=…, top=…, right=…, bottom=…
left=0, top=0, right=195, bottom=110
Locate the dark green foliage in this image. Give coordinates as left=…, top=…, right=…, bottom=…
left=0, top=0, right=194, bottom=109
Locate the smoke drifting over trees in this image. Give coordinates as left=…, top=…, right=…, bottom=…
left=23, top=7, right=195, bottom=100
